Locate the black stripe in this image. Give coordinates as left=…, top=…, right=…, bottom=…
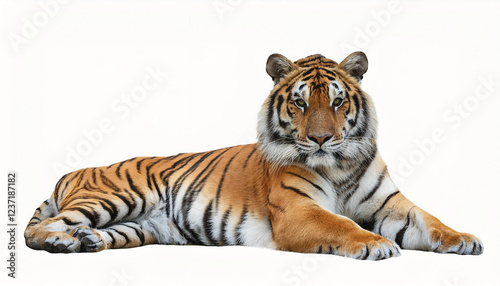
left=373, top=191, right=400, bottom=217
left=54, top=173, right=69, bottom=194
left=159, top=154, right=199, bottom=182
left=286, top=172, right=326, bottom=196
left=340, top=78, right=351, bottom=91
left=181, top=150, right=230, bottom=229
left=98, top=198, right=119, bottom=222
left=352, top=92, right=360, bottom=129
left=171, top=151, right=218, bottom=221
left=235, top=205, right=248, bottom=245
left=318, top=245, right=323, bottom=254
left=92, top=168, right=97, bottom=185
left=243, top=146, right=257, bottom=169
left=157, top=154, right=188, bottom=178
left=165, top=181, right=171, bottom=218
left=83, top=181, right=107, bottom=194
left=296, top=56, right=323, bottom=65
left=146, top=157, right=169, bottom=195
left=67, top=207, right=98, bottom=228
left=215, top=151, right=241, bottom=209
left=301, top=68, right=315, bottom=77
left=107, top=231, right=116, bottom=248
left=276, top=95, right=290, bottom=129
left=100, top=170, right=121, bottom=192
left=122, top=188, right=138, bottom=217
left=281, top=182, right=312, bottom=200
left=395, top=207, right=414, bottom=247
left=202, top=199, right=217, bottom=245
left=115, top=160, right=128, bottom=179
left=151, top=174, right=163, bottom=201
left=267, top=92, right=277, bottom=128
left=377, top=213, right=390, bottom=235
left=359, top=167, right=387, bottom=204
left=324, top=75, right=335, bottom=81
left=160, top=151, right=205, bottom=184
left=114, top=192, right=134, bottom=217
left=136, top=158, right=148, bottom=173
left=301, top=75, right=313, bottom=82
left=319, top=67, right=337, bottom=77
left=122, top=223, right=145, bottom=246
left=125, top=170, right=147, bottom=214
left=57, top=171, right=80, bottom=209
left=75, top=169, right=86, bottom=187
left=62, top=217, right=80, bottom=226
left=180, top=219, right=205, bottom=246
left=219, top=206, right=232, bottom=245
left=112, top=229, right=131, bottom=245
left=353, top=93, right=369, bottom=137
left=171, top=215, right=200, bottom=245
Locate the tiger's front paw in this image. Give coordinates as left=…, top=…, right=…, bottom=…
left=71, top=226, right=106, bottom=252
left=340, top=232, right=401, bottom=260
left=429, top=228, right=483, bottom=255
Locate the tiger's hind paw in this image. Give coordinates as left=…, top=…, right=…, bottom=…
left=71, top=226, right=106, bottom=252
left=44, top=232, right=81, bottom=253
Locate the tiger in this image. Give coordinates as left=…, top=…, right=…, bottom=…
left=25, top=52, right=483, bottom=260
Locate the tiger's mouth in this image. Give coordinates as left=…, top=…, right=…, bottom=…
left=313, top=149, right=328, bottom=156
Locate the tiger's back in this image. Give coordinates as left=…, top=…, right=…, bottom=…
left=25, top=144, right=276, bottom=251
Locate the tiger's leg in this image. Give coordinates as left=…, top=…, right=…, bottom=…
left=25, top=209, right=96, bottom=253
left=27, top=210, right=162, bottom=253
left=359, top=190, right=483, bottom=255
left=72, top=221, right=159, bottom=252
left=25, top=190, right=156, bottom=253
left=268, top=175, right=400, bottom=260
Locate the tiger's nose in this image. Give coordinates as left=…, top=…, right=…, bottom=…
left=307, top=133, right=333, bottom=146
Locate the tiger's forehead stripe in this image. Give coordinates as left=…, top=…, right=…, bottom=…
left=293, top=81, right=310, bottom=102
left=328, top=81, right=344, bottom=104
left=295, top=54, right=338, bottom=68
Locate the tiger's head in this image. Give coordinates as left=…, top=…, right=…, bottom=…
left=257, top=52, right=378, bottom=169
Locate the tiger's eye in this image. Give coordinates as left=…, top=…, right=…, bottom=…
left=295, top=99, right=306, bottom=108
left=332, top=98, right=343, bottom=107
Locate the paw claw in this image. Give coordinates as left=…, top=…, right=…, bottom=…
left=340, top=232, right=400, bottom=260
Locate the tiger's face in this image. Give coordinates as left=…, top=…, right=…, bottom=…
left=258, top=52, right=378, bottom=169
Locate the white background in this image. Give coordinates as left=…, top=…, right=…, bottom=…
left=1, top=1, right=500, bottom=285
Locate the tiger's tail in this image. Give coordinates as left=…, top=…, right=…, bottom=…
left=24, top=195, right=59, bottom=250
left=26, top=197, right=58, bottom=228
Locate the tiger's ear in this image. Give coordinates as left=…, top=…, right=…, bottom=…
left=266, top=54, right=295, bottom=84
left=339, top=51, right=368, bottom=83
